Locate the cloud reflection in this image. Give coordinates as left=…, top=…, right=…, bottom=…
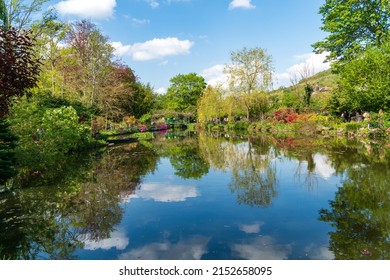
left=239, top=222, right=264, bottom=234
left=119, top=236, right=210, bottom=260
left=314, top=154, right=336, bottom=180
left=304, top=243, right=334, bottom=260
left=231, top=236, right=292, bottom=260
left=82, top=229, right=129, bottom=251
left=123, top=182, right=198, bottom=203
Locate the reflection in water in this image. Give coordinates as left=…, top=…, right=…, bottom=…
left=154, top=135, right=209, bottom=180
left=82, top=228, right=129, bottom=251
left=231, top=236, right=292, bottom=260
left=238, top=222, right=264, bottom=234
left=0, top=142, right=158, bottom=259
left=1, top=132, right=390, bottom=259
left=119, top=236, right=210, bottom=260
left=199, top=135, right=277, bottom=207
left=319, top=161, right=390, bottom=259
left=129, top=182, right=198, bottom=203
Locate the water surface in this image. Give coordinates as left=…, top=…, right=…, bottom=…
left=1, top=132, right=389, bottom=260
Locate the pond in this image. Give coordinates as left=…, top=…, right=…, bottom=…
left=1, top=132, right=390, bottom=260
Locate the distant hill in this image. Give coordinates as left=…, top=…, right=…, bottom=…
left=271, top=69, right=339, bottom=110
left=273, top=69, right=338, bottom=95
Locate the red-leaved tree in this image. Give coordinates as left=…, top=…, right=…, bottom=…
left=0, top=27, right=41, bottom=118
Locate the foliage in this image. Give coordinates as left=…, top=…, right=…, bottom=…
left=9, top=96, right=96, bottom=172
left=273, top=109, right=298, bottom=123
left=0, top=0, right=6, bottom=26
left=139, top=113, right=152, bottom=124
left=225, top=47, right=274, bottom=119
left=279, top=89, right=301, bottom=110
left=64, top=20, right=113, bottom=106
left=0, top=118, right=18, bottom=185
left=165, top=72, right=206, bottom=112
left=344, top=122, right=363, bottom=132
left=1, top=0, right=50, bottom=31
left=127, top=82, right=156, bottom=119
left=197, top=85, right=225, bottom=122
left=313, top=0, right=390, bottom=61
left=304, top=83, right=314, bottom=106
left=332, top=39, right=390, bottom=112
left=0, top=27, right=41, bottom=118
left=123, top=115, right=137, bottom=127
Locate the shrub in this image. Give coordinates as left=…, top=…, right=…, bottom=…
left=344, top=122, right=363, bottom=132
left=139, top=124, right=147, bottom=132
left=273, top=109, right=298, bottom=123
left=9, top=96, right=97, bottom=171
left=139, top=113, right=152, bottom=124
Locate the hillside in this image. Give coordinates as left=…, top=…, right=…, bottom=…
left=274, top=69, right=338, bottom=95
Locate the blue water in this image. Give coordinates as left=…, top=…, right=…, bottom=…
left=2, top=133, right=389, bottom=260
left=75, top=144, right=340, bottom=260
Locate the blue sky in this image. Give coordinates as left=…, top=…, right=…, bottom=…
left=47, top=0, right=330, bottom=93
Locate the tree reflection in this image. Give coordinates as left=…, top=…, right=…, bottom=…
left=0, top=142, right=159, bottom=259
left=198, top=134, right=278, bottom=208
left=154, top=134, right=209, bottom=180
left=319, top=161, right=390, bottom=259
left=228, top=137, right=277, bottom=207
left=69, top=143, right=159, bottom=241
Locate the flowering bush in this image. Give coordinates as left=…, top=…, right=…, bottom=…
left=139, top=124, right=147, bottom=132
left=273, top=109, right=298, bottom=123
left=157, top=123, right=168, bottom=130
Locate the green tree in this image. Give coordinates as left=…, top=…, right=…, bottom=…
left=129, top=82, right=156, bottom=119
left=65, top=20, right=113, bottom=106
left=225, top=47, right=273, bottom=120
left=250, top=90, right=272, bottom=120
left=2, top=0, right=48, bottom=30
left=165, top=73, right=206, bottom=112
left=33, top=13, right=69, bottom=97
left=0, top=119, right=18, bottom=185
left=197, top=85, right=225, bottom=122
left=0, top=0, right=7, bottom=26
left=9, top=95, right=95, bottom=173
left=313, top=0, right=390, bottom=61
left=333, top=39, right=390, bottom=112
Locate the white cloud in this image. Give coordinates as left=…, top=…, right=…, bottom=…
left=156, top=87, right=167, bottom=95
left=55, top=0, right=116, bottom=19
left=200, top=64, right=228, bottom=87
left=111, top=38, right=194, bottom=61
left=111, top=42, right=132, bottom=57
left=81, top=229, right=129, bottom=250
left=129, top=182, right=198, bottom=202
left=274, top=52, right=331, bottom=88
left=131, top=18, right=151, bottom=26
left=229, top=0, right=256, bottom=10
left=146, top=0, right=160, bottom=9
left=119, top=236, right=210, bottom=260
